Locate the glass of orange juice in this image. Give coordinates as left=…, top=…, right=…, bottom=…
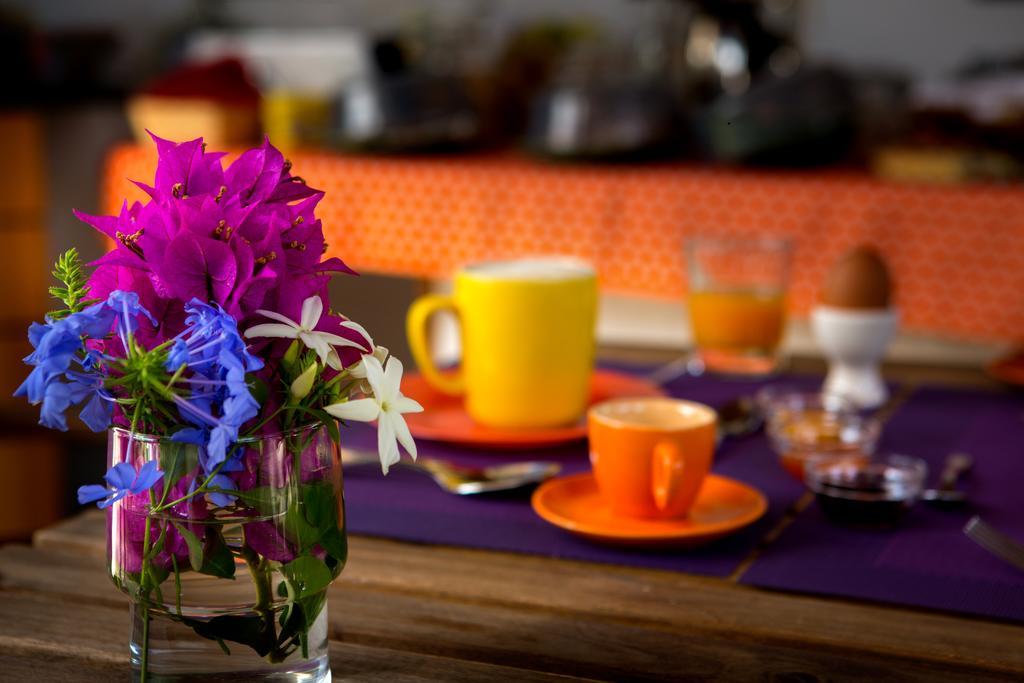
left=686, top=237, right=792, bottom=376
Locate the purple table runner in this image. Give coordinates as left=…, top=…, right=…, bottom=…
left=741, top=386, right=1024, bottom=622
left=341, top=365, right=810, bottom=577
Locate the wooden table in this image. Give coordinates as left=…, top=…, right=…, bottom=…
left=2, top=359, right=1022, bottom=681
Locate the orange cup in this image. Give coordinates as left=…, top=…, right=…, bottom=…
left=588, top=398, right=717, bottom=519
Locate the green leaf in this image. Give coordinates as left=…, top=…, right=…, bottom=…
left=314, top=410, right=340, bottom=444
left=299, top=592, right=328, bottom=629
left=299, top=481, right=346, bottom=563
left=184, top=614, right=276, bottom=658
left=282, top=556, right=333, bottom=599
left=198, top=528, right=236, bottom=579
left=117, top=573, right=142, bottom=597
left=275, top=591, right=328, bottom=652
left=47, top=248, right=97, bottom=317
left=284, top=498, right=322, bottom=552
left=302, top=481, right=337, bottom=528
left=158, top=441, right=198, bottom=490
left=250, top=377, right=270, bottom=408
left=235, top=486, right=289, bottom=517
left=172, top=522, right=205, bottom=572
left=319, top=527, right=348, bottom=565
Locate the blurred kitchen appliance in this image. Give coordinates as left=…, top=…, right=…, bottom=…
left=524, top=33, right=678, bottom=160
left=693, top=66, right=857, bottom=165
left=656, top=0, right=800, bottom=101
left=333, top=38, right=480, bottom=152
left=527, top=80, right=677, bottom=159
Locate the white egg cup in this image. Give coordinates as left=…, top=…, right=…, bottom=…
left=811, top=305, right=898, bottom=410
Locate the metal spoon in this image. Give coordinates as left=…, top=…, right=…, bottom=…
left=644, top=355, right=695, bottom=386
left=717, top=396, right=763, bottom=440
left=342, top=448, right=562, bottom=495
left=921, top=452, right=973, bottom=504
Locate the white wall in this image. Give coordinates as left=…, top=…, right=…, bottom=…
left=801, top=0, right=1024, bottom=77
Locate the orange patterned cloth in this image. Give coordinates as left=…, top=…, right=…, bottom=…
left=103, top=145, right=1024, bottom=341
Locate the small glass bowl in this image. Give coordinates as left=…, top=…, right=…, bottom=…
left=756, top=388, right=856, bottom=424
left=804, top=455, right=928, bottom=526
left=766, top=398, right=880, bottom=481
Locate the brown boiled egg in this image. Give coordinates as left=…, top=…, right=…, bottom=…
left=820, top=246, right=893, bottom=309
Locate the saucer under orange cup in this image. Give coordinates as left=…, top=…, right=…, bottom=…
left=531, top=396, right=767, bottom=547
left=531, top=472, right=767, bottom=547
left=400, top=370, right=665, bottom=449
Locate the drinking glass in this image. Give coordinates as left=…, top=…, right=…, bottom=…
left=107, top=424, right=343, bottom=682
left=686, top=236, right=792, bottom=376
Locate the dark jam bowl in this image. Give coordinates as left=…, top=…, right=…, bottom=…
left=804, top=455, right=928, bottom=527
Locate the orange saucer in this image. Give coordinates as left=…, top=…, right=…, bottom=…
left=401, top=370, right=665, bottom=449
left=531, top=472, right=767, bottom=547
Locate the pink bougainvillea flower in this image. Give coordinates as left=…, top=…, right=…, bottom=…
left=75, top=133, right=356, bottom=343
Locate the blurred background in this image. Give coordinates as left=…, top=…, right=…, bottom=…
left=2, top=0, right=1024, bottom=539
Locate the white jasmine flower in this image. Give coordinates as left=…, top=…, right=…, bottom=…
left=348, top=345, right=389, bottom=379
left=323, top=355, right=422, bottom=474
left=325, top=318, right=375, bottom=371
left=244, top=296, right=365, bottom=367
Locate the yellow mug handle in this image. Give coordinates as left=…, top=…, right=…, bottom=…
left=406, top=294, right=465, bottom=396
left=651, top=441, right=685, bottom=512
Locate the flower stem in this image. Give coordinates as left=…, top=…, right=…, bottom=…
left=241, top=546, right=283, bottom=662
left=246, top=551, right=273, bottom=612
left=171, top=554, right=182, bottom=616
left=151, top=448, right=237, bottom=512
left=139, top=514, right=153, bottom=683
left=139, top=604, right=150, bottom=683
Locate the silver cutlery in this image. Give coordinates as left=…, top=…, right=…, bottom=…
left=921, top=452, right=973, bottom=503
left=964, top=516, right=1024, bottom=572
left=342, top=448, right=562, bottom=495
left=644, top=357, right=763, bottom=440
left=715, top=395, right=764, bottom=440
left=643, top=355, right=695, bottom=386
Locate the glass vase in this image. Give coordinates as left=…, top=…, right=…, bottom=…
left=106, top=424, right=345, bottom=682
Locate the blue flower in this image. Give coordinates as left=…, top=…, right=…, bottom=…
left=169, top=427, right=241, bottom=505
left=39, top=380, right=90, bottom=431
left=27, top=321, right=48, bottom=348
left=18, top=318, right=85, bottom=398
left=77, top=460, right=163, bottom=509
left=170, top=427, right=207, bottom=446
left=206, top=473, right=238, bottom=508
left=16, top=290, right=156, bottom=433
left=172, top=420, right=235, bottom=473
left=16, top=311, right=116, bottom=431
left=69, top=302, right=117, bottom=339
left=102, top=290, right=158, bottom=337
left=163, top=299, right=263, bottom=475
left=28, top=372, right=112, bottom=433
left=166, top=299, right=263, bottom=373
left=15, top=364, right=55, bottom=405
left=66, top=370, right=114, bottom=432
left=166, top=339, right=190, bottom=371
left=219, top=347, right=260, bottom=424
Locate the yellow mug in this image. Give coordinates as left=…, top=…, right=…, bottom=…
left=407, top=258, right=598, bottom=428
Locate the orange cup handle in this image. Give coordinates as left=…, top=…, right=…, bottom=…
left=651, top=441, right=685, bottom=512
